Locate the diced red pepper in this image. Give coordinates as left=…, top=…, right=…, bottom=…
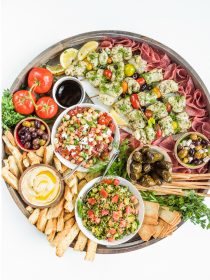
left=130, top=93, right=140, bottom=109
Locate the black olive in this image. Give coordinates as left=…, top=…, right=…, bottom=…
left=25, top=134, right=31, bottom=141
left=188, top=148, right=195, bottom=157
left=121, top=93, right=126, bottom=98
left=33, top=144, right=40, bottom=150
left=193, top=140, right=201, bottom=146
left=192, top=159, right=200, bottom=165
left=29, top=127, right=36, bottom=133
left=141, top=106, right=146, bottom=112
left=31, top=131, right=38, bottom=138
left=201, top=139, right=208, bottom=146
left=33, top=138, right=40, bottom=145
left=114, top=64, right=118, bottom=70
left=99, top=65, right=106, bottom=69
left=132, top=73, right=139, bottom=79
left=98, top=48, right=103, bottom=53
left=42, top=133, right=48, bottom=140
left=141, top=84, right=147, bottom=91
left=177, top=144, right=183, bottom=152
left=34, top=120, right=41, bottom=129
left=24, top=142, right=31, bottom=149
left=147, top=85, right=153, bottom=90
left=37, top=129, right=44, bottom=136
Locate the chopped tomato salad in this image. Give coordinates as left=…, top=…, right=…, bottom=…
left=79, top=179, right=140, bottom=241
left=54, top=107, right=115, bottom=168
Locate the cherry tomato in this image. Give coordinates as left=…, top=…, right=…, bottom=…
left=136, top=77, right=146, bottom=86
left=112, top=195, right=119, bottom=203
left=12, top=90, right=36, bottom=115
left=122, top=81, right=128, bottom=93
left=156, top=125, right=162, bottom=139
left=109, top=122, right=116, bottom=133
left=28, top=67, right=53, bottom=94
left=166, top=102, right=172, bottom=112
left=100, top=188, right=108, bottom=198
left=102, top=179, right=113, bottom=184
left=130, top=94, right=140, bottom=109
left=87, top=198, right=96, bottom=205
left=113, top=179, right=120, bottom=186
left=103, top=69, right=112, bottom=79
left=98, top=114, right=112, bottom=125
left=35, top=97, right=58, bottom=119
left=124, top=64, right=135, bottom=77
left=152, top=87, right=162, bottom=98
left=145, top=109, right=153, bottom=119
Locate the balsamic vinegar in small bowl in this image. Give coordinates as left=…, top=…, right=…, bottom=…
left=53, top=77, right=85, bottom=109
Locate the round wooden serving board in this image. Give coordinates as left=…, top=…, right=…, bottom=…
left=4, top=30, right=210, bottom=254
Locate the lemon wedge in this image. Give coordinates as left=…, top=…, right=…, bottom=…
left=77, top=41, right=99, bottom=61
left=60, top=48, right=78, bottom=69
left=110, top=109, right=128, bottom=126
left=46, top=64, right=65, bottom=76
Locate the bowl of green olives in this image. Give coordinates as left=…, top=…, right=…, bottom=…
left=14, top=117, right=50, bottom=152
left=127, top=145, right=172, bottom=187
left=174, top=132, right=210, bottom=169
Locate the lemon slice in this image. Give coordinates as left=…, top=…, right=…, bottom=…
left=77, top=41, right=99, bottom=61
left=60, top=48, right=78, bottom=69
left=46, top=64, right=65, bottom=76
left=110, top=108, right=128, bottom=126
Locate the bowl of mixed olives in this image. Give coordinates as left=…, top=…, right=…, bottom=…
left=174, top=132, right=210, bottom=169
left=14, top=117, right=50, bottom=152
left=127, top=145, right=172, bottom=187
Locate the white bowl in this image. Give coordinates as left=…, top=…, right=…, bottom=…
left=75, top=176, right=145, bottom=246
left=52, top=76, right=85, bottom=109
left=51, top=103, right=120, bottom=172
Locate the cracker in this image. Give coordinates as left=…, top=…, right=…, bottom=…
left=36, top=146, right=45, bottom=158
left=45, top=218, right=57, bottom=235
left=53, top=156, right=62, bottom=173
left=159, top=207, right=180, bottom=225
left=74, top=231, right=88, bottom=251
left=56, top=223, right=80, bottom=257
left=138, top=224, right=156, bottom=242
left=43, top=145, right=54, bottom=165
left=47, top=198, right=64, bottom=219
left=52, top=217, right=75, bottom=247
left=36, top=208, right=48, bottom=232
left=78, top=179, right=87, bottom=192
left=64, top=212, right=75, bottom=222
left=57, top=210, right=64, bottom=232
left=28, top=209, right=40, bottom=225
left=153, top=219, right=166, bottom=239
left=144, top=201, right=159, bottom=224
left=2, top=167, right=18, bottom=190
left=143, top=216, right=159, bottom=225
left=85, top=240, right=97, bottom=261
left=8, top=155, right=20, bottom=178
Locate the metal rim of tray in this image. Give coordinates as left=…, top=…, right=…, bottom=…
left=4, top=30, right=210, bottom=254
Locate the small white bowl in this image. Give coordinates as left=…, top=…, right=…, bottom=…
left=51, top=103, right=120, bottom=172
left=52, top=76, right=85, bottom=109
left=75, top=176, right=145, bottom=246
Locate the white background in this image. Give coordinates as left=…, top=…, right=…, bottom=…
left=1, top=0, right=210, bottom=279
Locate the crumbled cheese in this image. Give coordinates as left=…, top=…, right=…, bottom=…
left=62, top=133, right=68, bottom=139
left=66, top=145, right=76, bottom=151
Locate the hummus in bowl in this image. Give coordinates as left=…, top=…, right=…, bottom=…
left=19, top=164, right=64, bottom=208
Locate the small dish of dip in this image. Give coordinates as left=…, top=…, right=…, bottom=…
left=19, top=164, right=64, bottom=208
left=52, top=77, right=85, bottom=109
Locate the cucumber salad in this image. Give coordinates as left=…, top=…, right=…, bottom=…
left=64, top=42, right=191, bottom=144
left=78, top=178, right=140, bottom=242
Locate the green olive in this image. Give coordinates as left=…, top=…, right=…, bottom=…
left=22, top=121, right=31, bottom=127
left=39, top=139, right=46, bottom=146
left=202, top=152, right=207, bottom=158
left=40, top=124, right=46, bottom=131
left=183, top=157, right=189, bottom=164
left=30, top=121, right=35, bottom=127
left=190, top=133, right=198, bottom=141
left=194, top=152, right=202, bottom=159
left=124, top=64, right=135, bottom=77
left=195, top=145, right=202, bottom=151
left=178, top=149, right=188, bottom=159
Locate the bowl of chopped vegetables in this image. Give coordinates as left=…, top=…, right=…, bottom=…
left=174, top=132, right=210, bottom=169
left=75, top=176, right=144, bottom=246
left=51, top=103, right=120, bottom=172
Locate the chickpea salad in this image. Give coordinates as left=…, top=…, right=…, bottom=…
left=63, top=42, right=191, bottom=144
left=77, top=178, right=140, bottom=242
left=54, top=106, right=116, bottom=168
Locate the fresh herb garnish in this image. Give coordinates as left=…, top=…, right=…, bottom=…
left=77, top=199, right=84, bottom=218
left=2, top=89, right=25, bottom=130
left=141, top=190, right=210, bottom=229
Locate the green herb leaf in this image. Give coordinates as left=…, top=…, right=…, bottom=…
left=77, top=199, right=84, bottom=218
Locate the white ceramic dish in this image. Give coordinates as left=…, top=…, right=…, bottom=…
left=75, top=176, right=145, bottom=246
left=52, top=76, right=85, bottom=109
left=51, top=103, right=120, bottom=172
